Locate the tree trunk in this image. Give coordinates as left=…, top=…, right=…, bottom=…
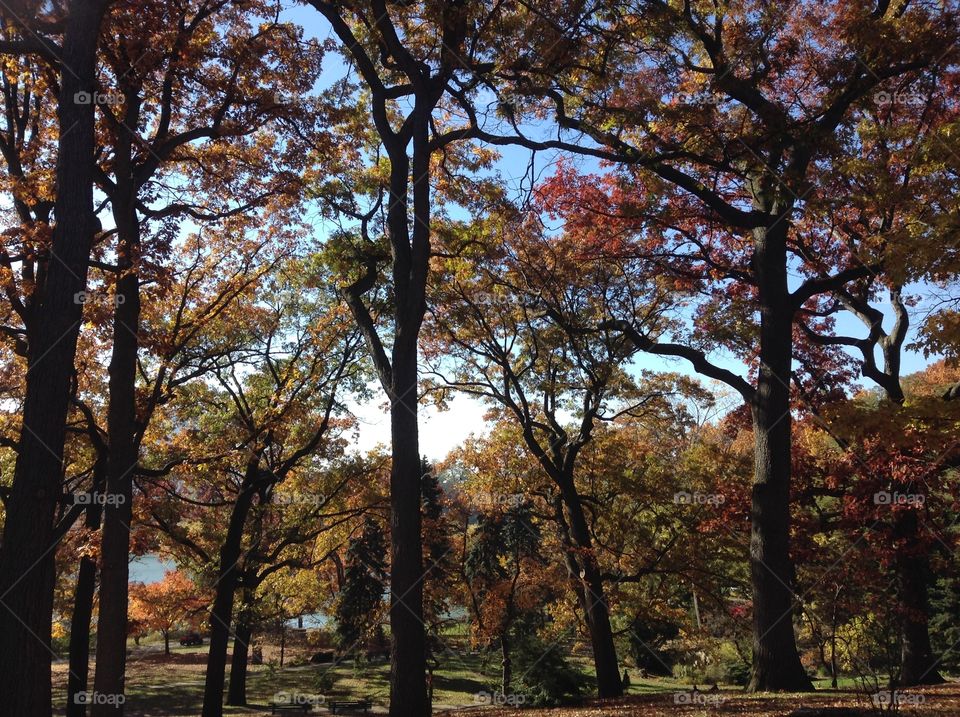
left=387, top=352, right=428, bottom=717
left=201, top=462, right=259, bottom=717
left=0, top=3, right=108, bottom=714
left=226, top=619, right=251, bottom=706
left=559, top=484, right=622, bottom=698
left=67, top=556, right=98, bottom=717
left=164, top=631, right=170, bottom=656
left=67, top=454, right=107, bottom=717
left=747, top=223, right=813, bottom=692
left=896, top=511, right=943, bottom=685
left=501, top=634, right=512, bottom=697
left=91, top=189, right=142, bottom=716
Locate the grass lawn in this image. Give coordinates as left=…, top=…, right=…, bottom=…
left=51, top=637, right=960, bottom=715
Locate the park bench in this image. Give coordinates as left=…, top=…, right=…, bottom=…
left=327, top=698, right=372, bottom=714
left=269, top=701, right=311, bottom=714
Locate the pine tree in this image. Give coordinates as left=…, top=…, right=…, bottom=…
left=335, top=516, right=388, bottom=653
left=420, top=459, right=455, bottom=650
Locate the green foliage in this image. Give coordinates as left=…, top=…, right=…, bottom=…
left=512, top=615, right=589, bottom=707
left=626, top=616, right=680, bottom=677
left=930, top=577, right=960, bottom=673
left=334, top=516, right=387, bottom=653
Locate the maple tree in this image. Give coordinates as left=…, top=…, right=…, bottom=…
left=128, top=570, right=205, bottom=655
left=793, top=363, right=960, bottom=688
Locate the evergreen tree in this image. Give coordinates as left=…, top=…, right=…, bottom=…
left=335, top=516, right=388, bottom=653
left=930, top=576, right=960, bottom=672
left=420, top=459, right=456, bottom=651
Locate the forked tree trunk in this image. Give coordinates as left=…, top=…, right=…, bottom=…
left=747, top=222, right=813, bottom=692
left=0, top=3, right=108, bottom=714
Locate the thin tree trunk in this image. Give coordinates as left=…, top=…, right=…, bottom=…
left=91, top=172, right=143, bottom=717
left=67, top=556, right=98, bottom=717
left=830, top=589, right=839, bottom=689
left=501, top=634, right=512, bottom=697
left=0, top=3, right=108, bottom=713
left=201, top=462, right=259, bottom=717
left=67, top=454, right=107, bottom=717
left=226, top=619, right=251, bottom=706
left=559, top=484, right=622, bottom=697
left=747, top=223, right=813, bottom=692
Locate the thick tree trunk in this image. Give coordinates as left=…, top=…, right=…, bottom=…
left=558, top=485, right=622, bottom=698
left=201, top=463, right=259, bottom=717
left=0, top=3, right=108, bottom=714
left=387, top=353, right=428, bottom=717
left=226, top=619, right=251, bottom=706
left=747, top=223, right=813, bottom=692
left=91, top=196, right=142, bottom=717
left=896, top=511, right=943, bottom=685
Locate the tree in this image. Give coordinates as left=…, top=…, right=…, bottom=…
left=0, top=3, right=112, bottom=712
left=88, top=2, right=319, bottom=709
left=464, top=501, right=546, bottom=697
left=299, top=3, right=486, bottom=712
left=792, top=363, right=960, bottom=687
left=420, top=459, right=457, bottom=647
left=427, top=223, right=710, bottom=696
left=462, top=1, right=960, bottom=689
left=129, top=571, right=204, bottom=655
left=334, top=516, right=388, bottom=653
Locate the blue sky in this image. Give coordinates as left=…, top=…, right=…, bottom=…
left=284, top=2, right=941, bottom=462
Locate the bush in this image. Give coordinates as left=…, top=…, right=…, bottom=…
left=513, top=625, right=589, bottom=706
left=671, top=639, right=749, bottom=686
left=627, top=617, right=680, bottom=676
